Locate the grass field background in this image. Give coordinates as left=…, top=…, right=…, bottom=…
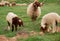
left=0, top=0, right=60, bottom=41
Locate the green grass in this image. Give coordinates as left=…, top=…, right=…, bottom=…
left=18, top=33, right=60, bottom=41
left=0, top=3, right=60, bottom=41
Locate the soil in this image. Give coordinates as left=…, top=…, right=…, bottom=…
left=0, top=28, right=60, bottom=41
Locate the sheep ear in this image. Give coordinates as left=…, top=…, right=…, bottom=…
left=40, top=2, right=44, bottom=7
left=19, top=20, right=21, bottom=22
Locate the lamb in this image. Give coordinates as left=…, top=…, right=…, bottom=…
left=4, top=1, right=10, bottom=6
left=1, top=0, right=10, bottom=6
left=27, top=0, right=44, bottom=21
left=11, top=2, right=16, bottom=6
left=0, top=2, right=5, bottom=6
left=6, top=12, right=24, bottom=32
left=40, top=12, right=60, bottom=33
left=0, top=3, right=4, bottom=6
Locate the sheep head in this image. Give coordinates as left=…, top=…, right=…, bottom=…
left=33, top=0, right=44, bottom=7
left=40, top=2, right=44, bottom=7
left=40, top=23, right=48, bottom=33
left=33, top=1, right=40, bottom=8
left=18, top=20, right=24, bottom=27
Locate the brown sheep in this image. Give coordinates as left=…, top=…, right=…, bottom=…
left=6, top=12, right=24, bottom=32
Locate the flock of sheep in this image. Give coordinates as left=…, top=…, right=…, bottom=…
left=27, top=0, right=60, bottom=34
left=1, top=0, right=60, bottom=35
left=0, top=0, right=27, bottom=7
left=0, top=0, right=16, bottom=7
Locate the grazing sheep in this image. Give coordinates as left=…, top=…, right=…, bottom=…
left=0, top=3, right=4, bottom=6
left=1, top=1, right=10, bottom=6
left=40, top=12, right=60, bottom=33
left=27, top=0, right=44, bottom=21
left=11, top=2, right=16, bottom=6
left=6, top=12, right=24, bottom=32
left=5, top=1, right=10, bottom=6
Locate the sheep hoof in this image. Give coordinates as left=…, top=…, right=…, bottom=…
left=52, top=31, right=55, bottom=33
left=39, top=31, right=44, bottom=36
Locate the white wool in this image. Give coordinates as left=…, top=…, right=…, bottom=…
left=27, top=3, right=41, bottom=18
left=41, top=12, right=60, bottom=33
left=41, top=12, right=60, bottom=25
left=1, top=1, right=9, bottom=4
left=0, top=2, right=4, bottom=5
left=6, top=12, right=18, bottom=24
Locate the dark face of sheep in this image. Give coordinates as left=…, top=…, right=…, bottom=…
left=33, top=1, right=40, bottom=8
left=11, top=2, right=16, bottom=6
left=33, top=1, right=44, bottom=8
left=5, top=3, right=10, bottom=6
left=12, top=17, right=24, bottom=31
left=40, top=23, right=48, bottom=33
left=12, top=17, right=24, bottom=27
left=18, top=20, right=24, bottom=27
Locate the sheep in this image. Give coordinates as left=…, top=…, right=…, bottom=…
left=27, top=0, right=44, bottom=21
left=5, top=1, right=10, bottom=6
left=40, top=12, right=60, bottom=33
left=1, top=0, right=10, bottom=6
left=6, top=12, right=24, bottom=32
left=0, top=3, right=4, bottom=6
left=11, top=2, right=16, bottom=6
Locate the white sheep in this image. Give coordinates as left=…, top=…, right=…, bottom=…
left=1, top=0, right=10, bottom=6
left=27, top=0, right=44, bottom=21
left=6, top=12, right=24, bottom=32
left=11, top=2, right=16, bottom=6
left=40, top=12, right=60, bottom=33
left=0, top=2, right=5, bottom=6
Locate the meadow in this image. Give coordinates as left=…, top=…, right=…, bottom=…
left=0, top=0, right=60, bottom=41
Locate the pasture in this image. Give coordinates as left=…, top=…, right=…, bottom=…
left=0, top=2, right=60, bottom=41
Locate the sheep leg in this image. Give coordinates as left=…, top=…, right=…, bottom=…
left=15, top=25, right=18, bottom=31
left=47, top=26, right=52, bottom=32
left=52, top=21, right=57, bottom=33
left=12, top=25, right=14, bottom=32
left=31, top=13, right=37, bottom=21
left=21, top=22, right=24, bottom=27
left=7, top=21, right=10, bottom=30
left=55, top=20, right=58, bottom=32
